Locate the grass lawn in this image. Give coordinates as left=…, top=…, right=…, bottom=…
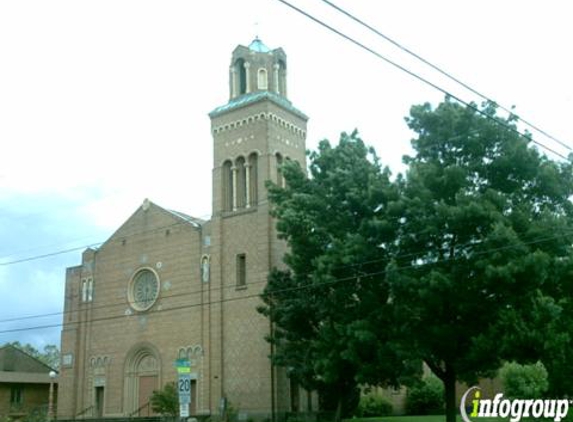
left=344, top=416, right=509, bottom=422
left=344, top=415, right=573, bottom=422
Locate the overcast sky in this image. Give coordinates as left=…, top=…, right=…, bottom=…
left=1, top=0, right=572, bottom=349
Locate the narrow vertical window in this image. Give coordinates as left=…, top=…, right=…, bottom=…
left=276, top=153, right=285, bottom=187
left=236, top=254, right=246, bottom=287
left=201, top=255, right=210, bottom=283
left=248, top=153, right=258, bottom=205
left=222, top=160, right=233, bottom=211
left=81, top=278, right=88, bottom=302
left=87, top=278, right=94, bottom=302
left=235, top=157, right=247, bottom=208
left=230, top=66, right=237, bottom=98
left=273, top=63, right=280, bottom=94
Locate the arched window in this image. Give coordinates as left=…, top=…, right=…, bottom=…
left=276, top=153, right=285, bottom=187
left=201, top=255, right=210, bottom=283
left=235, top=156, right=247, bottom=209
left=87, top=278, right=94, bottom=302
left=222, top=160, right=234, bottom=211
left=124, top=345, right=160, bottom=416
left=235, top=59, right=247, bottom=95
left=178, top=348, right=188, bottom=360
left=81, top=279, right=88, bottom=302
left=248, top=153, right=258, bottom=205
left=257, top=68, right=268, bottom=90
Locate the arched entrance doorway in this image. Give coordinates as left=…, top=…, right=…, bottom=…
left=124, top=344, right=161, bottom=416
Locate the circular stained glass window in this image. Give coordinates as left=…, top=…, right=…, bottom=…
left=129, top=269, right=160, bottom=311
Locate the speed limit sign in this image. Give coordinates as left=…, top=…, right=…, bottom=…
left=178, top=374, right=191, bottom=404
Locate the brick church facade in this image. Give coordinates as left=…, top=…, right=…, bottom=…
left=57, top=39, right=312, bottom=420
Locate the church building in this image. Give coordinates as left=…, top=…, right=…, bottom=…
left=57, top=38, right=311, bottom=420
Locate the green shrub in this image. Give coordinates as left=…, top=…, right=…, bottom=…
left=150, top=382, right=178, bottom=417
left=500, top=361, right=548, bottom=399
left=405, top=376, right=444, bottom=415
left=22, top=407, right=47, bottom=422
left=356, top=393, right=393, bottom=417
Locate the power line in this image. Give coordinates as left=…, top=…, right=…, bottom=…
left=2, top=144, right=572, bottom=325
left=0, top=195, right=317, bottom=267
left=0, top=131, right=540, bottom=269
left=0, top=235, right=101, bottom=262
left=0, top=243, right=104, bottom=267
left=0, top=265, right=474, bottom=334
left=0, top=188, right=212, bottom=262
left=2, top=153, right=573, bottom=324
left=1, top=20, right=571, bottom=326
left=0, top=209, right=211, bottom=266
left=0, top=198, right=294, bottom=266
left=2, top=5, right=569, bottom=267
left=319, top=0, right=572, bottom=153
left=1, top=221, right=572, bottom=333
left=274, top=0, right=569, bottom=160
left=1, top=223, right=570, bottom=336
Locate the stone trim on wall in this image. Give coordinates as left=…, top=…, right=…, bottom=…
left=212, top=112, right=306, bottom=139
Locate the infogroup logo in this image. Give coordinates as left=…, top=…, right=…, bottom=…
left=460, top=386, right=570, bottom=422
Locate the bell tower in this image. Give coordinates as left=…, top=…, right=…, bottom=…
left=207, top=38, right=309, bottom=417
left=229, top=37, right=288, bottom=100
left=209, top=37, right=307, bottom=215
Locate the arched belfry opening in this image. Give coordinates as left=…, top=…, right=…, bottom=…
left=221, top=153, right=259, bottom=212
left=278, top=59, right=287, bottom=97
left=235, top=58, right=247, bottom=96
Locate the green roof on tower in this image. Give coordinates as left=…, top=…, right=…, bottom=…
left=248, top=37, right=271, bottom=53
left=209, top=90, right=307, bottom=120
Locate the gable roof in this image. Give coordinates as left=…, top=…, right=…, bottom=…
left=96, top=199, right=207, bottom=252
left=0, top=344, right=55, bottom=373
left=165, top=209, right=206, bottom=228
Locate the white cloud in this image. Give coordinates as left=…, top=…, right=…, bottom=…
left=1, top=0, right=572, bottom=349
left=0, top=265, right=66, bottom=347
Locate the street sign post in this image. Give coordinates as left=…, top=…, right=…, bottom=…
left=180, top=403, right=189, bottom=418
left=178, top=373, right=191, bottom=404
left=175, top=359, right=192, bottom=417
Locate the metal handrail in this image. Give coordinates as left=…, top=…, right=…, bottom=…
left=129, top=401, right=151, bottom=418
left=74, top=405, right=94, bottom=418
